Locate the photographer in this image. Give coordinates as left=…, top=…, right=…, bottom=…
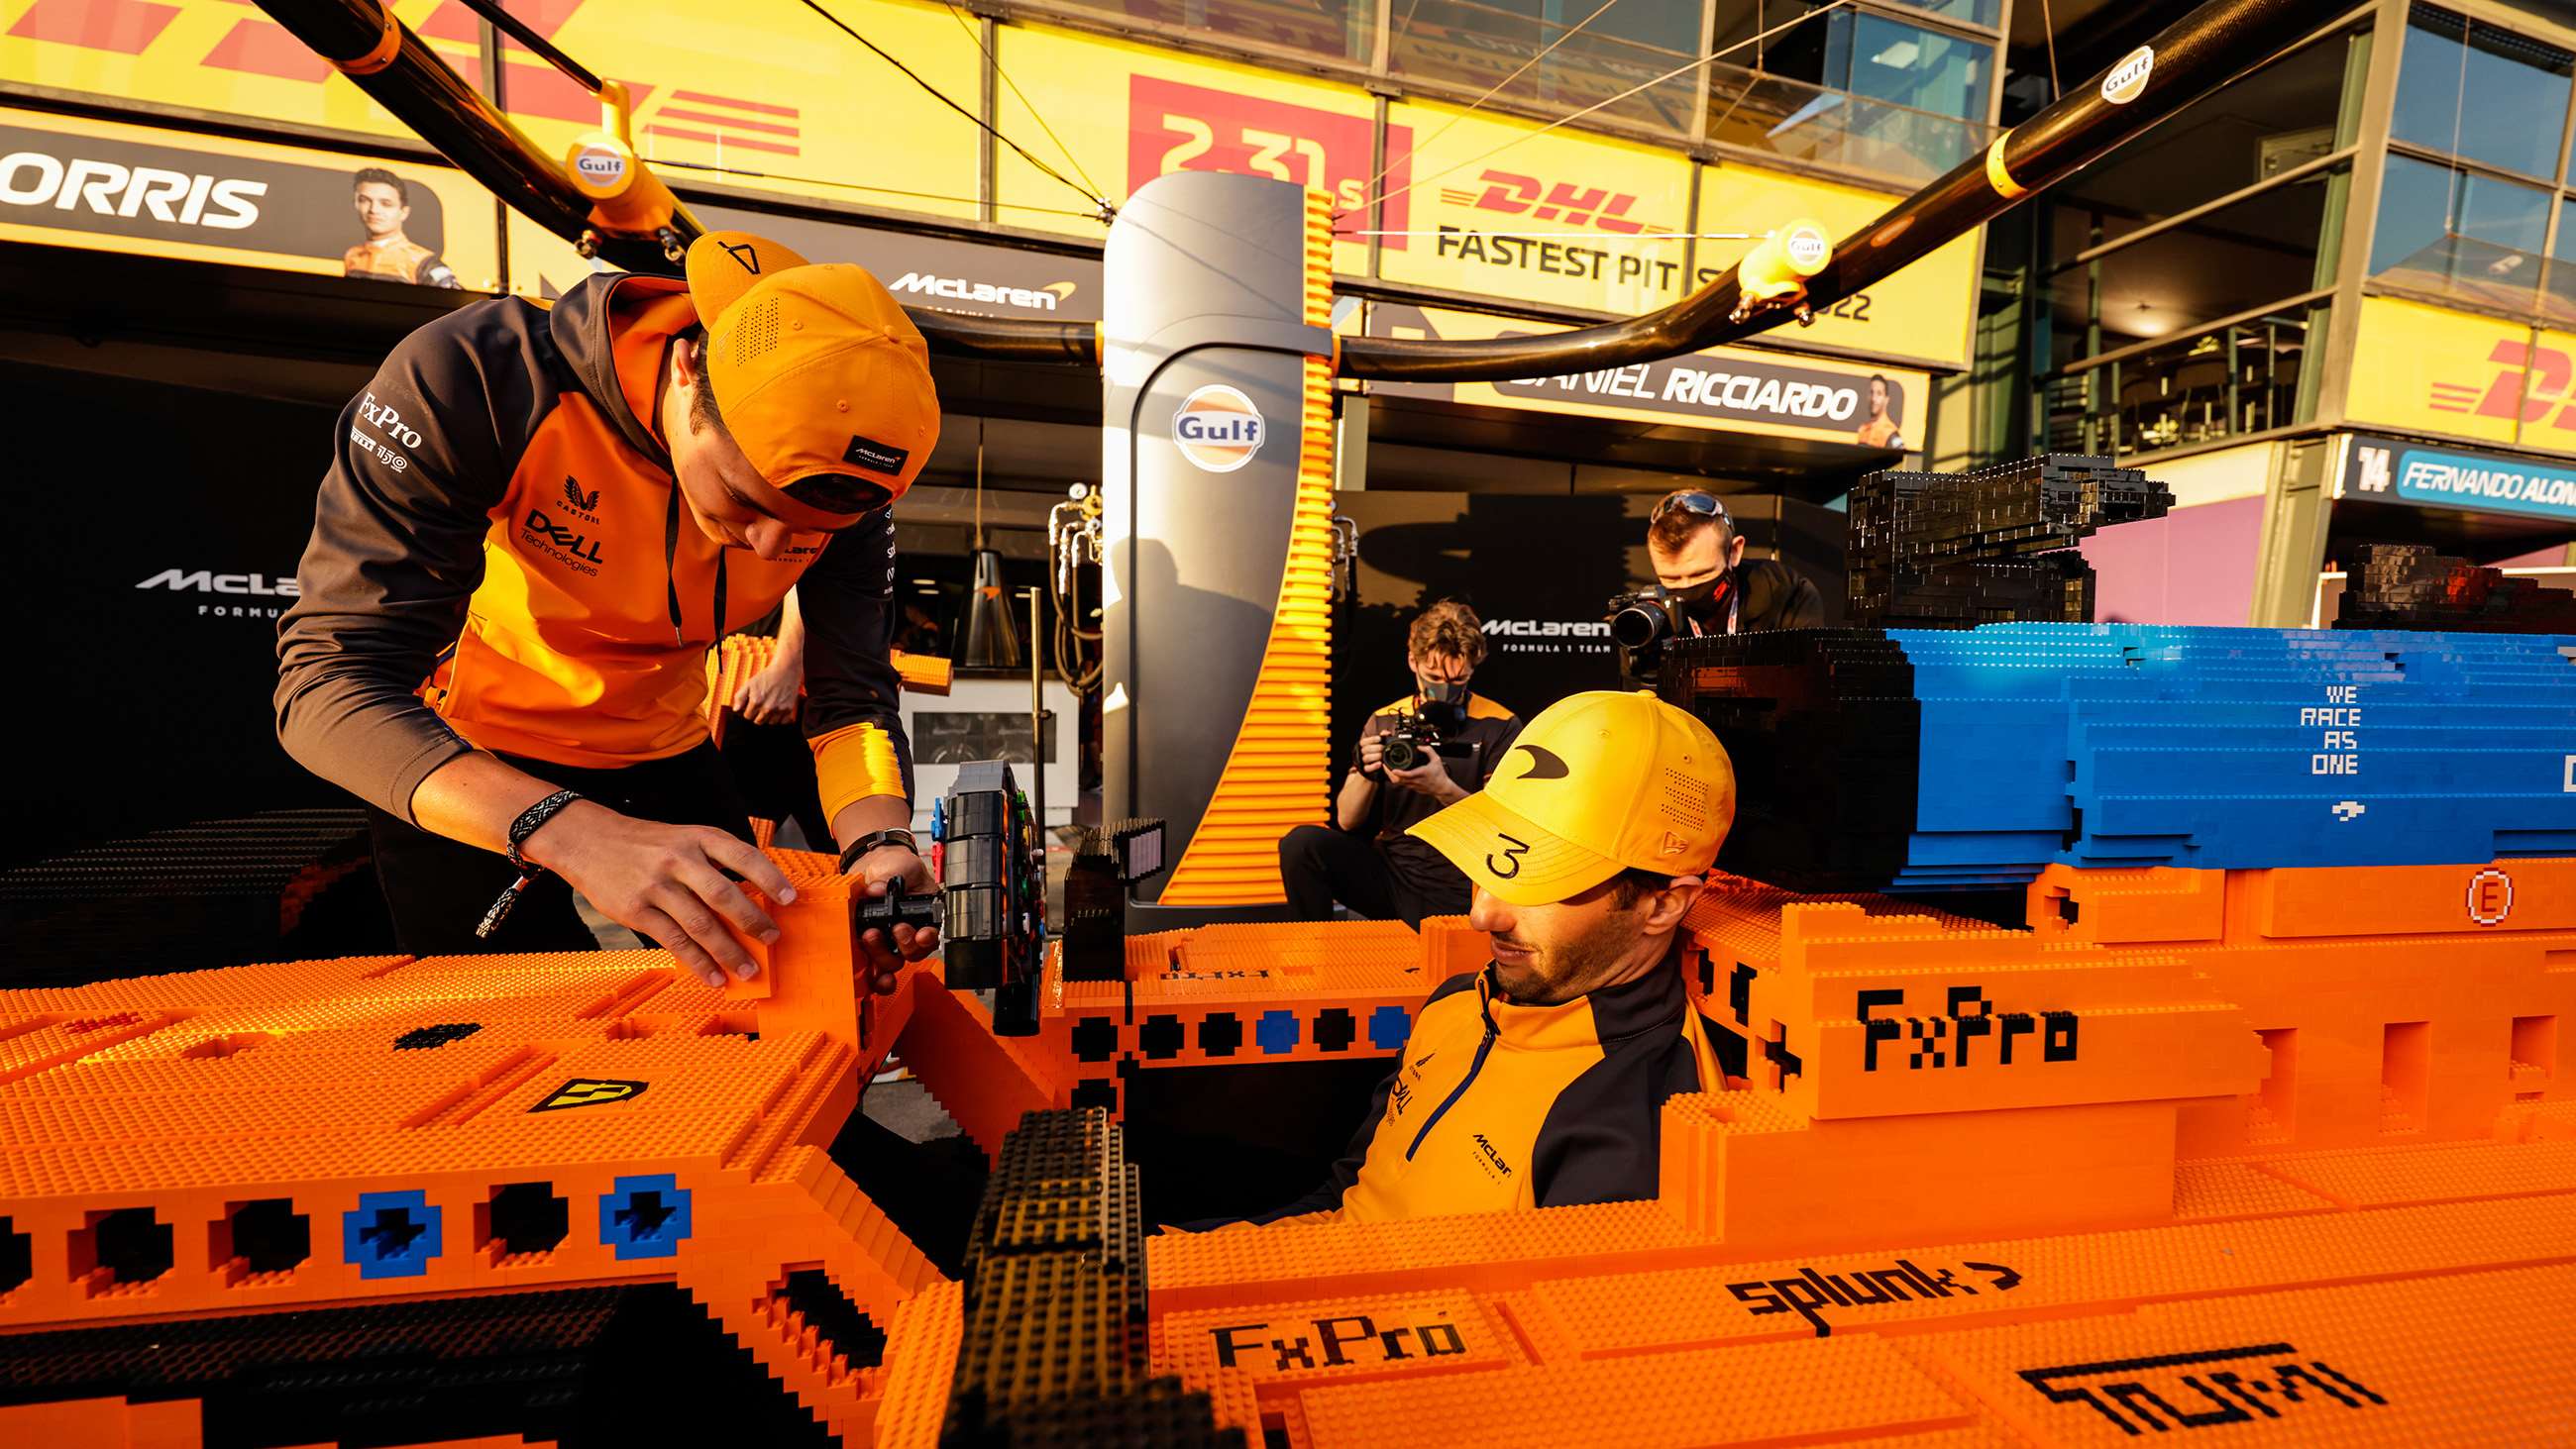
left=1279, top=601, right=1522, bottom=927
left=1644, top=489, right=1824, bottom=636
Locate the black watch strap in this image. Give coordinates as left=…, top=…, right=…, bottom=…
left=838, top=827, right=920, bottom=875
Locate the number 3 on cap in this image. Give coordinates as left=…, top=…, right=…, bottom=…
left=1486, top=833, right=1530, bottom=879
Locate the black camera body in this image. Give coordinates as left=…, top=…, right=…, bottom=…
left=1607, top=587, right=1685, bottom=679
left=1378, top=697, right=1468, bottom=775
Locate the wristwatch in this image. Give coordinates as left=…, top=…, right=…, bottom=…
left=837, top=827, right=920, bottom=876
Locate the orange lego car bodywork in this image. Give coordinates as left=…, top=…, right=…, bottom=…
left=1, top=853, right=2570, bottom=1444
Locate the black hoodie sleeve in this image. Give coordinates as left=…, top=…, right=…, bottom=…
left=274, top=296, right=551, bottom=820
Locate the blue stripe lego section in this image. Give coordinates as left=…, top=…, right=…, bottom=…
left=600, top=1174, right=694, bottom=1261
left=1256, top=1009, right=1301, bottom=1055
left=1368, top=1004, right=1412, bottom=1051
left=344, top=1190, right=442, bottom=1280
left=1884, top=624, right=2576, bottom=888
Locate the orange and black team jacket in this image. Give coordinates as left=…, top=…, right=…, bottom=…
left=275, top=271, right=910, bottom=825
left=1248, top=954, right=1726, bottom=1222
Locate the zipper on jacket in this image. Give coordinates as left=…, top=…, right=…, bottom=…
left=1406, top=1010, right=1498, bottom=1162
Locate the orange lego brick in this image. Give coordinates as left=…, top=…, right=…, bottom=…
left=0, top=1396, right=200, bottom=1448
left=1294, top=1333, right=1975, bottom=1447
left=1900, top=1262, right=2576, bottom=1445
left=1516, top=1193, right=2576, bottom=1359
left=2248, top=1139, right=2576, bottom=1209
left=2170, top=1161, right=2338, bottom=1222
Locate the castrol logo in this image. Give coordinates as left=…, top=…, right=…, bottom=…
left=2100, top=47, right=2154, bottom=105
left=1171, top=385, right=1265, bottom=473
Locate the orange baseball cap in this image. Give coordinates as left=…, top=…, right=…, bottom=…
left=1409, top=690, right=1736, bottom=907
left=683, top=229, right=940, bottom=518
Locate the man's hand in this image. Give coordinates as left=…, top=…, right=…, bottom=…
left=520, top=800, right=795, bottom=988
left=733, top=665, right=802, bottom=727
left=852, top=845, right=941, bottom=994
left=1356, top=730, right=1387, bottom=777
left=1385, top=756, right=1465, bottom=803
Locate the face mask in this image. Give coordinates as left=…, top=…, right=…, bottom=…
left=1417, top=677, right=1467, bottom=705
left=1666, top=572, right=1733, bottom=629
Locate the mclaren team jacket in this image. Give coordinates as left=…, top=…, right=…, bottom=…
left=1252, top=952, right=1725, bottom=1222
left=276, top=272, right=911, bottom=825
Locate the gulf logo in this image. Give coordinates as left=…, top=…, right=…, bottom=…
left=1172, top=385, right=1266, bottom=472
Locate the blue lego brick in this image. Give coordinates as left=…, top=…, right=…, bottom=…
left=1882, top=624, right=2576, bottom=885
left=599, top=1174, right=693, bottom=1261
left=1255, top=1009, right=1300, bottom=1055
left=344, top=1190, right=443, bottom=1280
left=1368, top=1004, right=1412, bottom=1050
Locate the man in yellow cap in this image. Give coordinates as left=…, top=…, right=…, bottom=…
left=1230, top=689, right=1737, bottom=1223
left=278, top=230, right=940, bottom=989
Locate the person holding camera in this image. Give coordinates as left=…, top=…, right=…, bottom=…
left=1279, top=601, right=1522, bottom=928
left=1645, top=489, right=1824, bottom=636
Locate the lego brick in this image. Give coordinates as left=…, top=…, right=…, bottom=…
left=1664, top=621, right=2576, bottom=891
left=1294, top=1333, right=1974, bottom=1447
left=2248, top=1140, right=2576, bottom=1209
left=1902, top=1262, right=2576, bottom=1446
left=1524, top=1192, right=2576, bottom=1358
left=2335, top=542, right=2576, bottom=633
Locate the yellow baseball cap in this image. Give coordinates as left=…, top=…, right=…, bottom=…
left=1408, top=690, right=1736, bottom=907
left=683, top=230, right=940, bottom=519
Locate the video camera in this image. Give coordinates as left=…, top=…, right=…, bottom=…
left=1607, top=587, right=1685, bottom=679
left=1380, top=697, right=1470, bottom=774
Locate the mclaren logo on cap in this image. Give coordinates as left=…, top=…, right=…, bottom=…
left=843, top=434, right=912, bottom=476
left=1510, top=745, right=1570, bottom=780
left=1172, top=385, right=1265, bottom=472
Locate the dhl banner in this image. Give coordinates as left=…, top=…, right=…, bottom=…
left=1370, top=302, right=1926, bottom=450
left=1694, top=163, right=1976, bottom=370
left=0, top=104, right=499, bottom=286
left=2346, top=294, right=2576, bottom=457
left=993, top=23, right=1382, bottom=273
left=1378, top=97, right=1693, bottom=316
left=0, top=0, right=979, bottom=217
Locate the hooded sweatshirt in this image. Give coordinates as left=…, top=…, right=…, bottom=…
left=275, top=272, right=910, bottom=824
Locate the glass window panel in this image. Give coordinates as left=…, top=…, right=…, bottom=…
left=1882, top=0, right=2003, bottom=28
left=2457, top=23, right=2573, bottom=176
left=1036, top=0, right=1375, bottom=64
left=1841, top=12, right=1990, bottom=121
left=2052, top=36, right=2353, bottom=239
left=2392, top=5, right=2573, bottom=178
left=2371, top=155, right=2550, bottom=309
left=1704, top=61, right=1994, bottom=184
left=2053, top=172, right=2334, bottom=355
left=2392, top=6, right=2472, bottom=155
left=2547, top=196, right=2576, bottom=323
left=1388, top=0, right=1701, bottom=137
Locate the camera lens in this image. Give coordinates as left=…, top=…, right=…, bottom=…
left=1610, top=603, right=1667, bottom=649
left=1382, top=735, right=1421, bottom=773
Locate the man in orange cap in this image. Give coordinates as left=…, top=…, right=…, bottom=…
left=278, top=231, right=941, bottom=989
left=1225, top=689, right=1737, bottom=1223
